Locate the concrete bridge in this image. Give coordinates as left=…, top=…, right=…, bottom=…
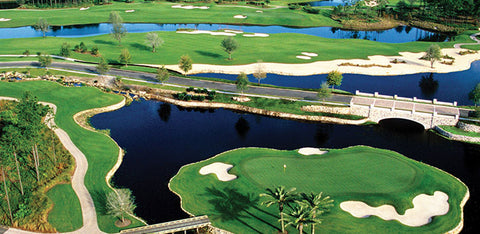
left=349, top=92, right=464, bottom=129
left=120, top=216, right=214, bottom=234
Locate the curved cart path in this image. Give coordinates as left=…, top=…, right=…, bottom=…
left=0, top=97, right=126, bottom=234
left=454, top=32, right=480, bottom=49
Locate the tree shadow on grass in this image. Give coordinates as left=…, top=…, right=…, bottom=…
left=130, top=43, right=150, bottom=52
left=90, top=190, right=108, bottom=215
left=195, top=50, right=222, bottom=58
left=205, top=186, right=281, bottom=233
left=93, top=40, right=115, bottom=46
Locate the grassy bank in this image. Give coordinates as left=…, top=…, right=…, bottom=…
left=439, top=125, right=480, bottom=138
left=0, top=30, right=475, bottom=66
left=46, top=184, right=83, bottom=232
left=0, top=81, right=144, bottom=233
left=169, top=146, right=468, bottom=233
left=0, top=2, right=338, bottom=28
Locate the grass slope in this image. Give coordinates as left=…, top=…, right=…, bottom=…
left=0, top=81, right=144, bottom=233
left=0, top=30, right=475, bottom=66
left=46, top=184, right=83, bottom=232
left=0, top=2, right=338, bottom=28
left=169, top=146, right=467, bottom=233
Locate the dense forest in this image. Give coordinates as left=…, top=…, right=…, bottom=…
left=0, top=92, right=74, bottom=231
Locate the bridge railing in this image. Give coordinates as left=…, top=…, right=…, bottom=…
left=355, top=90, right=457, bottom=106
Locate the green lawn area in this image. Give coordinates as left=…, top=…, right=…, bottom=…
left=461, top=44, right=480, bottom=50
left=0, top=2, right=338, bottom=28
left=439, top=125, right=480, bottom=138
left=0, top=30, right=474, bottom=66
left=0, top=67, right=96, bottom=77
left=169, top=146, right=468, bottom=233
left=0, top=81, right=144, bottom=233
left=46, top=184, right=83, bottom=232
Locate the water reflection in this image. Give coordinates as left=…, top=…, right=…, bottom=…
left=157, top=103, right=171, bottom=123
left=235, top=117, right=251, bottom=139
left=418, top=73, right=439, bottom=98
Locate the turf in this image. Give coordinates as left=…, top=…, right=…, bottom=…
left=169, top=146, right=468, bottom=233
left=46, top=184, right=83, bottom=232
left=439, top=125, right=480, bottom=138
left=0, top=80, right=144, bottom=233
left=0, top=2, right=338, bottom=28
left=0, top=30, right=474, bottom=66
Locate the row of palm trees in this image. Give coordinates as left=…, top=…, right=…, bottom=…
left=260, top=186, right=334, bottom=234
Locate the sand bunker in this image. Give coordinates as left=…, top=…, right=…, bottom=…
left=256, top=10, right=263, bottom=13
left=177, top=30, right=236, bottom=36
left=302, top=52, right=318, bottom=57
left=0, top=18, right=11, bottom=22
left=243, top=33, right=269, bottom=37
left=298, top=147, right=327, bottom=155
left=234, top=15, right=247, bottom=19
left=125, top=10, right=135, bottom=13
left=365, top=0, right=379, bottom=7
left=340, top=191, right=449, bottom=227
left=296, top=55, right=311, bottom=60
left=199, top=162, right=237, bottom=181
left=79, top=7, right=89, bottom=11
left=224, top=29, right=243, bottom=34
left=172, top=5, right=209, bottom=10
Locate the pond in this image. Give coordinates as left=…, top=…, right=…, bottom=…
left=307, top=0, right=357, bottom=7
left=0, top=23, right=452, bottom=43
left=90, top=100, right=480, bottom=232
left=193, top=60, right=480, bottom=105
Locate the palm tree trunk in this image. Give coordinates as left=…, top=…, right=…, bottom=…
left=51, top=133, right=57, bottom=164
left=280, top=210, right=285, bottom=233
left=2, top=168, right=13, bottom=224
left=299, top=223, right=303, bottom=234
left=13, top=151, right=24, bottom=195
left=32, top=145, right=40, bottom=181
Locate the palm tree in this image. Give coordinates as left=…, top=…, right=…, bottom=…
left=299, top=192, right=334, bottom=234
left=284, top=205, right=321, bottom=234
left=260, top=186, right=297, bottom=233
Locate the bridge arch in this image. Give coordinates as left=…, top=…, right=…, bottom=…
left=377, top=117, right=427, bottom=130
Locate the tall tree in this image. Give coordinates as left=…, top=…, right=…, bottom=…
left=299, top=192, right=334, bottom=234
left=425, top=44, right=441, bottom=68
left=106, top=189, right=137, bottom=225
left=253, top=61, right=267, bottom=84
left=326, top=70, right=343, bottom=90
left=34, top=18, right=50, bottom=38
left=317, top=82, right=332, bottom=101
left=96, top=57, right=110, bottom=75
left=109, top=11, right=127, bottom=45
left=221, top=37, right=238, bottom=60
left=469, top=83, right=480, bottom=106
left=38, top=53, right=52, bottom=69
left=260, top=186, right=298, bottom=233
left=145, top=32, right=164, bottom=53
left=1, top=167, right=13, bottom=224
left=59, top=42, right=70, bottom=57
left=119, top=48, right=131, bottom=67
left=179, top=55, right=192, bottom=75
left=155, top=65, right=169, bottom=84
left=235, top=72, right=249, bottom=96
left=284, top=205, right=321, bottom=234
left=1, top=125, right=24, bottom=195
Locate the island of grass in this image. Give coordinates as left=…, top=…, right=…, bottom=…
left=169, top=146, right=468, bottom=233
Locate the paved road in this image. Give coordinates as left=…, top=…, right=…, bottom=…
left=121, top=216, right=210, bottom=234
left=0, top=61, right=352, bottom=103
left=454, top=32, right=480, bottom=49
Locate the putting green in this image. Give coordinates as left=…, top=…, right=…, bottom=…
left=169, top=146, right=468, bottom=233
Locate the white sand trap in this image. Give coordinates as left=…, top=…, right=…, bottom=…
left=177, top=30, right=236, bottom=36
left=296, top=55, right=311, bottom=60
left=234, top=15, right=247, bottom=19
left=224, top=29, right=244, bottom=34
left=199, top=162, right=237, bottom=181
left=171, top=4, right=182, bottom=8
left=125, top=10, right=135, bottom=13
left=340, top=191, right=449, bottom=227
left=256, top=10, right=263, bottom=13
left=79, top=7, right=89, bottom=11
left=243, top=33, right=269, bottom=37
left=172, top=5, right=209, bottom=10
left=298, top=147, right=327, bottom=155
left=302, top=52, right=318, bottom=57
left=0, top=18, right=11, bottom=22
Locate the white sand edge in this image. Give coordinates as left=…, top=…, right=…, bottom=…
left=152, top=48, right=480, bottom=76
left=302, top=52, right=318, bottom=57
left=243, top=33, right=269, bottom=37
left=234, top=15, right=247, bottom=19
left=172, top=5, right=209, bottom=9
left=296, top=55, right=311, bottom=60
left=125, top=10, right=135, bottom=13
left=79, top=7, right=89, bottom=10
left=199, top=162, right=237, bottom=181
left=176, top=30, right=236, bottom=36
left=0, top=18, right=11, bottom=22
left=340, top=191, right=449, bottom=227
left=298, top=147, right=327, bottom=155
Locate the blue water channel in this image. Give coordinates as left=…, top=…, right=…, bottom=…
left=308, top=0, right=357, bottom=7
left=193, top=60, right=480, bottom=105
left=0, top=23, right=452, bottom=43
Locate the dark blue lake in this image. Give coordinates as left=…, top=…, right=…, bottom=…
left=0, top=23, right=451, bottom=43
left=193, top=60, right=480, bottom=105
left=90, top=100, right=480, bottom=232
left=308, top=0, right=355, bottom=7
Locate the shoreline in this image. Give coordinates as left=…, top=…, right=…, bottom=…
left=160, top=48, right=480, bottom=76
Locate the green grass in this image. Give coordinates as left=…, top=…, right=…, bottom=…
left=169, top=146, right=468, bottom=233
left=0, top=2, right=338, bottom=28
left=46, top=184, right=83, bottom=232
left=0, top=80, right=144, bottom=233
left=0, top=30, right=474, bottom=67
left=0, top=67, right=96, bottom=77
left=439, top=125, right=480, bottom=138
left=461, top=44, right=480, bottom=50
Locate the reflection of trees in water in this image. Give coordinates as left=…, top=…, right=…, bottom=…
left=235, top=117, right=250, bottom=139
left=418, top=73, right=439, bottom=98
left=176, top=106, right=215, bottom=113
left=314, top=124, right=333, bottom=145
left=157, top=103, right=171, bottom=122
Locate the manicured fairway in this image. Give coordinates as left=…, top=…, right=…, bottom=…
left=0, top=81, right=144, bottom=233
left=0, top=30, right=475, bottom=66
left=46, top=184, right=83, bottom=232
left=169, top=146, right=468, bottom=233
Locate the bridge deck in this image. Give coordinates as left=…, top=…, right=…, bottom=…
left=120, top=215, right=210, bottom=234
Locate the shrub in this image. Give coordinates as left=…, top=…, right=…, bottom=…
left=197, top=95, right=205, bottom=101
left=302, top=5, right=319, bottom=14
left=288, top=3, right=300, bottom=10
left=79, top=42, right=88, bottom=53
left=186, top=87, right=194, bottom=92
left=23, top=50, right=30, bottom=56
left=469, top=107, right=480, bottom=118
left=91, top=46, right=99, bottom=56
